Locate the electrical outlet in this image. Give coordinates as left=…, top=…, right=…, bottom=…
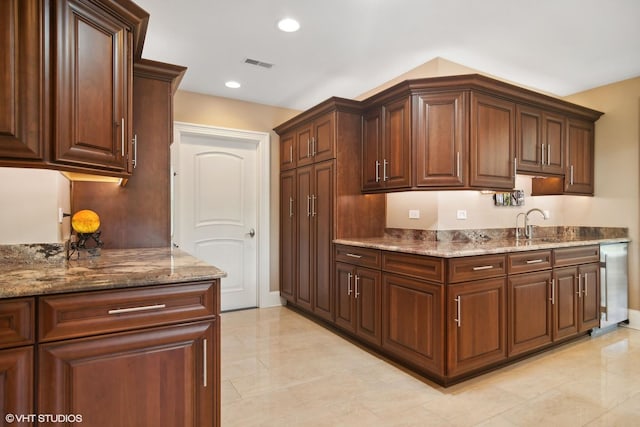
left=58, top=207, right=64, bottom=224
left=543, top=210, right=550, bottom=219
left=409, top=209, right=420, bottom=219
left=456, top=209, right=467, bottom=220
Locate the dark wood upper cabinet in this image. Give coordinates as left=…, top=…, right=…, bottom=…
left=516, top=105, right=565, bottom=175
left=414, top=91, right=467, bottom=187
left=565, top=118, right=595, bottom=195
left=0, top=0, right=45, bottom=163
left=469, top=92, right=516, bottom=189
left=294, top=112, right=335, bottom=168
left=383, top=97, right=412, bottom=189
left=51, top=0, right=132, bottom=172
left=361, top=107, right=383, bottom=191
left=279, top=131, right=296, bottom=170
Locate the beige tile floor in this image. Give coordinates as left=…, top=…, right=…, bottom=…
left=221, top=306, right=640, bottom=426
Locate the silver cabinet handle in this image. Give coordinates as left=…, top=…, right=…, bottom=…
left=132, top=134, right=138, bottom=168
left=550, top=279, right=555, bottom=304
left=346, top=253, right=362, bottom=259
left=307, top=195, right=312, bottom=217
left=347, top=272, right=352, bottom=296
left=121, top=117, right=125, bottom=156
left=355, top=275, right=360, bottom=298
left=526, top=259, right=544, bottom=264
left=383, top=159, right=389, bottom=182
left=570, top=165, right=574, bottom=185
left=375, top=160, right=380, bottom=183
left=311, top=137, right=316, bottom=157
left=203, top=338, right=208, bottom=387
left=547, top=144, right=551, bottom=165
left=108, top=304, right=166, bottom=315
left=456, top=152, right=461, bottom=178
left=514, top=157, right=517, bottom=177
left=454, top=296, right=462, bottom=327
left=289, top=145, right=293, bottom=163
left=603, top=254, right=608, bottom=321
left=584, top=274, right=588, bottom=297
left=311, top=194, right=316, bottom=217
left=472, top=265, right=494, bottom=271
left=576, top=274, right=582, bottom=297
left=307, top=138, right=311, bottom=158
left=541, top=144, right=546, bottom=166
left=289, top=197, right=294, bottom=218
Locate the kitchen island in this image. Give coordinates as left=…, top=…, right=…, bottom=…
left=0, top=245, right=225, bottom=427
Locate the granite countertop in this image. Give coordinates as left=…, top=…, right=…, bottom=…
left=334, top=236, right=630, bottom=258
left=0, top=246, right=226, bottom=299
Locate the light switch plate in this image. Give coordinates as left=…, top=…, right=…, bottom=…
left=409, top=209, right=420, bottom=219
left=456, top=209, right=467, bottom=220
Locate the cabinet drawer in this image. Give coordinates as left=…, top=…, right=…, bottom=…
left=553, top=245, right=599, bottom=267
left=39, top=281, right=217, bottom=342
left=508, top=250, right=552, bottom=274
left=382, top=252, right=444, bottom=283
left=448, top=254, right=507, bottom=283
left=0, top=298, right=35, bottom=349
left=335, top=245, right=381, bottom=269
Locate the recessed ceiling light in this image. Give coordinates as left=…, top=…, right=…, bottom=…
left=225, top=81, right=241, bottom=89
left=277, top=18, right=300, bottom=32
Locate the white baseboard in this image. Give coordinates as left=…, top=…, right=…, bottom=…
left=626, top=308, right=640, bottom=330
left=259, top=290, right=283, bottom=308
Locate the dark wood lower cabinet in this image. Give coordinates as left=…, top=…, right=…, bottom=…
left=335, top=262, right=381, bottom=346
left=0, top=346, right=33, bottom=424
left=508, top=271, right=553, bottom=356
left=382, top=273, right=444, bottom=375
left=295, top=245, right=602, bottom=386
left=447, top=277, right=507, bottom=377
left=39, top=320, right=216, bottom=427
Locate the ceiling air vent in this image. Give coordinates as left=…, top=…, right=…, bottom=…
left=244, top=58, right=274, bottom=69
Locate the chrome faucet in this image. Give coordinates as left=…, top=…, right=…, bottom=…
left=515, top=212, right=525, bottom=239
left=524, top=208, right=548, bottom=239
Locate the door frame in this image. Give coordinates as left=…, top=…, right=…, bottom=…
left=172, top=121, right=279, bottom=308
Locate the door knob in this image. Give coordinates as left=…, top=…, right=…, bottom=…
left=249, top=228, right=255, bottom=238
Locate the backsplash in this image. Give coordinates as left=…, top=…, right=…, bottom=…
left=384, top=226, right=629, bottom=243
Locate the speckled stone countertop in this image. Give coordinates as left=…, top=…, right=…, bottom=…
left=334, top=236, right=630, bottom=258
left=0, top=246, right=226, bottom=299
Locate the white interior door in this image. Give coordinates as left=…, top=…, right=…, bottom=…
left=173, top=126, right=260, bottom=311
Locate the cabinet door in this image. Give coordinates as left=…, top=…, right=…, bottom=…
left=0, top=0, right=45, bottom=163
left=382, top=273, right=444, bottom=375
left=39, top=321, right=216, bottom=427
left=553, top=267, right=579, bottom=340
left=470, top=93, right=515, bottom=189
left=312, top=161, right=334, bottom=321
left=516, top=105, right=542, bottom=173
left=383, top=97, right=412, bottom=189
left=0, top=346, right=33, bottom=425
left=362, top=108, right=383, bottom=191
left=508, top=271, right=553, bottom=356
left=312, top=112, right=335, bottom=163
left=295, top=165, right=313, bottom=311
left=565, top=119, right=594, bottom=195
left=53, top=0, right=131, bottom=172
left=414, top=92, right=466, bottom=187
left=334, top=263, right=356, bottom=333
left=295, top=122, right=314, bottom=167
left=447, top=277, right=507, bottom=377
left=279, top=170, right=296, bottom=302
left=354, top=267, right=382, bottom=346
left=579, top=263, right=600, bottom=331
left=279, top=132, right=296, bottom=170
left=542, top=112, right=565, bottom=175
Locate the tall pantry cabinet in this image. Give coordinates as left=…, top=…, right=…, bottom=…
left=276, top=98, right=386, bottom=320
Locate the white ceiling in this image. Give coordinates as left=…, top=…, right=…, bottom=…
left=134, top=0, right=640, bottom=111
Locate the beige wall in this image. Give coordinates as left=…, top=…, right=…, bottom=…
left=173, top=91, right=300, bottom=293
left=564, top=77, right=640, bottom=312
left=0, top=168, right=71, bottom=244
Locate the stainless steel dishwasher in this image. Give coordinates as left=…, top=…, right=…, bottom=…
left=593, top=242, right=629, bottom=334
